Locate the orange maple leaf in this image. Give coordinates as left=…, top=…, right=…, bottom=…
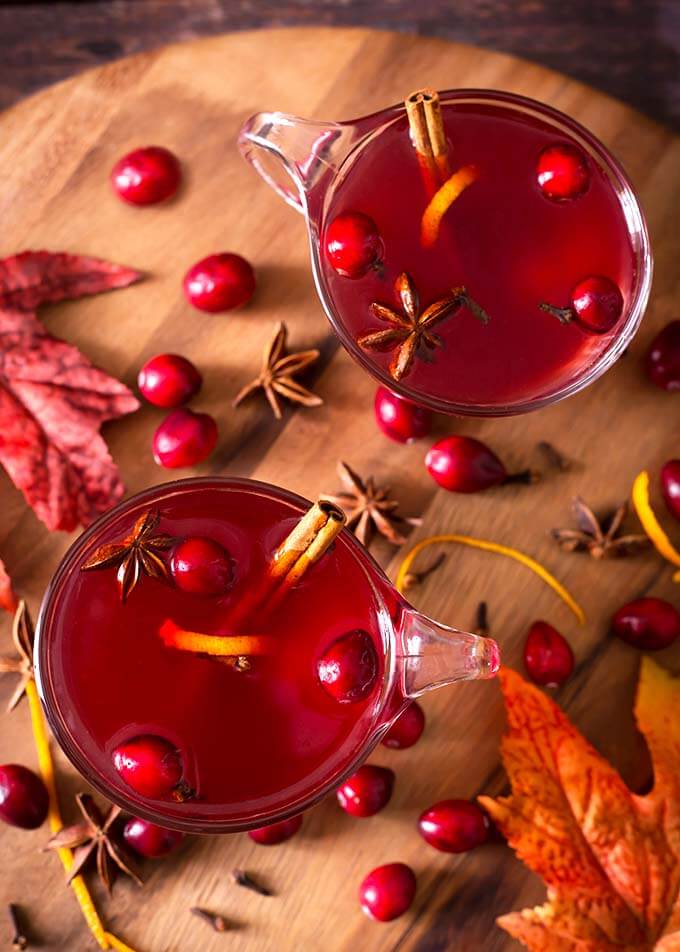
left=479, top=660, right=680, bottom=951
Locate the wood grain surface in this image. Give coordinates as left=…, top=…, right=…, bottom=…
left=2, top=0, right=680, bottom=130
left=0, top=27, right=678, bottom=952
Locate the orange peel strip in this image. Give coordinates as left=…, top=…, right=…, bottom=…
left=26, top=677, right=138, bottom=950
left=631, top=470, right=680, bottom=582
left=420, top=165, right=478, bottom=248
left=160, top=619, right=271, bottom=657
left=396, top=534, right=585, bottom=624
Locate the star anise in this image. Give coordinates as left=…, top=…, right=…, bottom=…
left=232, top=321, right=322, bottom=420
left=357, top=273, right=489, bottom=382
left=0, top=601, right=34, bottom=712
left=46, top=794, right=142, bottom=894
left=321, top=461, right=421, bottom=547
left=552, top=497, right=650, bottom=559
left=81, top=509, right=174, bottom=602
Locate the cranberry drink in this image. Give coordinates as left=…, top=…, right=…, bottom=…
left=320, top=93, right=641, bottom=413
left=36, top=479, right=390, bottom=831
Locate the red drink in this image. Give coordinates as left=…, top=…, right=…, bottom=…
left=315, top=92, right=650, bottom=414
left=36, top=479, right=390, bottom=831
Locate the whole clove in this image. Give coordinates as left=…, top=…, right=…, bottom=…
left=536, top=441, right=570, bottom=473
left=8, top=904, right=28, bottom=951
left=190, top=907, right=229, bottom=933
left=230, top=868, right=272, bottom=897
left=474, top=601, right=489, bottom=637
left=401, top=553, right=446, bottom=592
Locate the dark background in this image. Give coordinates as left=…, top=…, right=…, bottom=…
left=1, top=0, right=679, bottom=128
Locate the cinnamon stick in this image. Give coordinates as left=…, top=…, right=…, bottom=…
left=228, top=499, right=347, bottom=627
left=265, top=501, right=346, bottom=610
left=158, top=500, right=347, bottom=664
left=405, top=89, right=450, bottom=186
left=270, top=501, right=342, bottom=582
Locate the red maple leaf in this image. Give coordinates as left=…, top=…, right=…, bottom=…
left=0, top=252, right=141, bottom=531
left=0, top=557, right=17, bottom=613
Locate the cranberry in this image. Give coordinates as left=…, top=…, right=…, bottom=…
left=317, top=630, right=379, bottom=703
left=426, top=435, right=530, bottom=493
left=183, top=253, right=255, bottom=312
left=152, top=408, right=218, bottom=469
left=542, top=276, right=624, bottom=335
left=381, top=701, right=425, bottom=750
left=611, top=597, right=680, bottom=651
left=110, top=146, right=181, bottom=206
left=661, top=460, right=680, bottom=521
left=359, top=863, right=416, bottom=922
left=0, top=764, right=49, bottom=830
left=571, top=276, right=624, bottom=333
left=138, top=354, right=202, bottom=408
left=647, top=321, right=680, bottom=391
left=248, top=814, right=302, bottom=845
left=170, top=536, right=233, bottom=596
left=536, top=143, right=589, bottom=200
left=418, top=799, right=489, bottom=853
left=374, top=387, right=432, bottom=443
left=523, top=621, right=574, bottom=686
left=123, top=817, right=185, bottom=858
left=325, top=212, right=383, bottom=278
left=336, top=765, right=394, bottom=817
left=112, top=735, right=183, bottom=799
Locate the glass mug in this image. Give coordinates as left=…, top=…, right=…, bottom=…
left=35, top=477, right=499, bottom=833
left=239, top=89, right=652, bottom=416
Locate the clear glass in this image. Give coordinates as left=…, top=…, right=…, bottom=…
left=35, top=477, right=498, bottom=833
left=239, top=89, right=652, bottom=417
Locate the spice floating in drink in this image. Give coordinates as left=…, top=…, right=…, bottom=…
left=52, top=482, right=386, bottom=826
left=319, top=93, right=636, bottom=408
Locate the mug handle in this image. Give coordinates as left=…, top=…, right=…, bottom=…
left=238, top=112, right=346, bottom=214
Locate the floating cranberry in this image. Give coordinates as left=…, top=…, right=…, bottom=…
left=336, top=765, right=395, bottom=818
left=426, top=435, right=531, bottom=493
left=541, top=276, right=623, bottom=335
left=611, top=597, right=680, bottom=651
left=123, top=817, right=185, bottom=858
left=112, top=735, right=183, bottom=799
left=359, top=862, right=416, bottom=922
left=523, top=621, right=574, bottom=686
left=647, top=321, right=680, bottom=391
left=111, top=146, right=181, bottom=206
left=0, top=764, right=49, bottom=830
left=418, top=799, right=489, bottom=853
left=170, top=536, right=233, bottom=596
left=381, top=701, right=425, bottom=750
left=536, top=143, right=589, bottom=200
left=661, top=460, right=680, bottom=521
left=183, top=253, right=255, bottom=312
left=571, top=276, right=624, bottom=333
left=325, top=212, right=383, bottom=278
left=138, top=354, right=202, bottom=408
left=374, top=387, right=432, bottom=443
left=152, top=408, right=218, bottom=469
left=317, top=630, right=379, bottom=703
left=248, top=814, right=302, bottom=845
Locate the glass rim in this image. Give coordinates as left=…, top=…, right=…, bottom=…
left=310, top=88, right=653, bottom=417
left=34, top=475, right=398, bottom=834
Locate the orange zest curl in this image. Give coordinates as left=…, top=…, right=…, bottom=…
left=396, top=534, right=585, bottom=624
left=632, top=470, right=680, bottom=581
left=159, top=619, right=271, bottom=657
left=420, top=165, right=478, bottom=248
left=25, top=669, right=138, bottom=950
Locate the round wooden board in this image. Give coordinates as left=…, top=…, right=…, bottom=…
left=0, top=27, right=678, bottom=952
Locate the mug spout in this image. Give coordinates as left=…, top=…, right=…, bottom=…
left=238, top=111, right=348, bottom=214
left=397, top=606, right=500, bottom=698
